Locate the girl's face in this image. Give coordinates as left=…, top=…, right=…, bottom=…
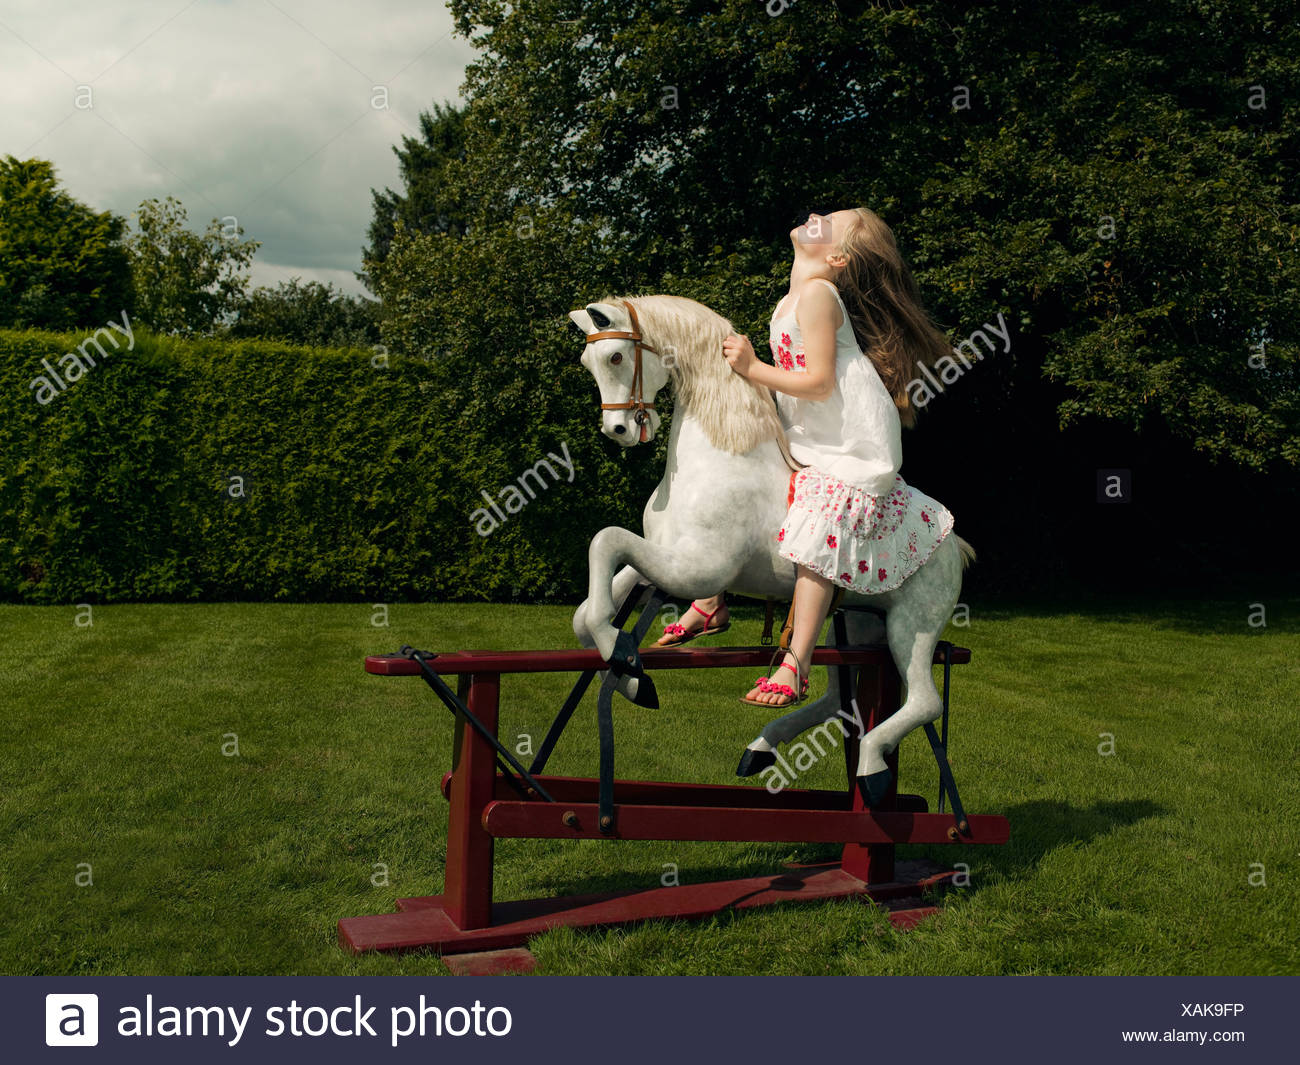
left=790, top=209, right=855, bottom=265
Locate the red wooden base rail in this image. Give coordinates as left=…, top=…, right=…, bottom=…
left=338, top=643, right=1009, bottom=956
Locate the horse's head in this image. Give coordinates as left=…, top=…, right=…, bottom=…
left=569, top=300, right=671, bottom=446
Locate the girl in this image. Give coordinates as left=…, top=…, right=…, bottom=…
left=713, top=207, right=956, bottom=708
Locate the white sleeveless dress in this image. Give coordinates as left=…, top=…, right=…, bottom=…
left=770, top=277, right=955, bottom=593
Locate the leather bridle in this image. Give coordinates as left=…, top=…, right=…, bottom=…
left=583, top=300, right=660, bottom=443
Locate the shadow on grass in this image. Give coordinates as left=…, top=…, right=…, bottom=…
left=955, top=797, right=1168, bottom=883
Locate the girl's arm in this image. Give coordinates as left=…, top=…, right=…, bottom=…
left=723, top=283, right=838, bottom=401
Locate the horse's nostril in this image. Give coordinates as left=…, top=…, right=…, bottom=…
left=612, top=424, right=626, bottom=435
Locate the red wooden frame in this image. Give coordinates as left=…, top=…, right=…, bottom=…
left=338, top=643, right=1009, bottom=955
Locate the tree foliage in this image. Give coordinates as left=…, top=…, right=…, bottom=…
left=403, top=0, right=1297, bottom=473
left=362, top=100, right=471, bottom=282
left=0, top=156, right=131, bottom=330
left=227, top=278, right=380, bottom=348
left=125, top=196, right=261, bottom=336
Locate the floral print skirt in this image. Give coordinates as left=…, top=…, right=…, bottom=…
left=777, top=467, right=955, bottom=593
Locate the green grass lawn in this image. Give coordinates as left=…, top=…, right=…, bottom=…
left=1, top=597, right=1296, bottom=975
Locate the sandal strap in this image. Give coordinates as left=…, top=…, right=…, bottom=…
left=688, top=600, right=721, bottom=624
left=767, top=648, right=806, bottom=690
left=752, top=648, right=807, bottom=703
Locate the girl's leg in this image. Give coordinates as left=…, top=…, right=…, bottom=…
left=746, top=567, right=833, bottom=704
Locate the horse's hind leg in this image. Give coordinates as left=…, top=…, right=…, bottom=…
left=854, top=544, right=961, bottom=802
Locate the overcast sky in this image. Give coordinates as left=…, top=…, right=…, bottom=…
left=0, top=0, right=478, bottom=297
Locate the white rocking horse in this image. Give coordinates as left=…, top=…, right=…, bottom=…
left=568, top=295, right=975, bottom=806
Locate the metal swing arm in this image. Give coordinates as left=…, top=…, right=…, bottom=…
left=530, top=580, right=662, bottom=776
left=928, top=640, right=971, bottom=836
left=595, top=584, right=668, bottom=833
left=399, top=644, right=557, bottom=803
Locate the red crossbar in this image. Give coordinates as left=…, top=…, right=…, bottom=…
left=440, top=771, right=931, bottom=813
left=483, top=800, right=1010, bottom=845
left=365, top=643, right=970, bottom=676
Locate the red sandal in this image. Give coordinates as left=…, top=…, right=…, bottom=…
left=656, top=601, right=731, bottom=647
left=741, top=649, right=808, bottom=707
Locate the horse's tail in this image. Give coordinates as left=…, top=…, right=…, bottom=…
left=955, top=535, right=977, bottom=570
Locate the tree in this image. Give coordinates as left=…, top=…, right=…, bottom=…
left=125, top=196, right=260, bottom=335
left=362, top=100, right=470, bottom=288
left=0, top=156, right=131, bottom=330
left=434, top=0, right=1297, bottom=473
left=226, top=278, right=380, bottom=348
left=366, top=0, right=1298, bottom=596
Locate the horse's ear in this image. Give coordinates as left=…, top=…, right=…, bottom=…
left=568, top=308, right=595, bottom=334
left=585, top=304, right=612, bottom=329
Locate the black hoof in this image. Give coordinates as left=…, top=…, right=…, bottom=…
left=736, top=748, right=777, bottom=777
left=855, top=769, right=893, bottom=809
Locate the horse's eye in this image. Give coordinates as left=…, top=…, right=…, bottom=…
left=610, top=352, right=623, bottom=365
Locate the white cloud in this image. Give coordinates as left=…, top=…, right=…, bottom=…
left=0, top=0, right=477, bottom=295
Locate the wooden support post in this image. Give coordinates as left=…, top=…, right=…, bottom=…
left=840, top=661, right=903, bottom=884
left=442, top=673, right=498, bottom=930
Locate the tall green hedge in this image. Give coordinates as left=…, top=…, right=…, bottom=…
left=0, top=323, right=651, bottom=604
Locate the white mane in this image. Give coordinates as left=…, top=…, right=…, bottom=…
left=614, top=294, right=785, bottom=455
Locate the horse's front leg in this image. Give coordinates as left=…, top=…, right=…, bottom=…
left=573, top=564, right=648, bottom=649
left=584, top=526, right=735, bottom=662
left=574, top=564, right=654, bottom=703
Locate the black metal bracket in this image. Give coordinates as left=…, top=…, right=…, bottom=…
left=530, top=580, right=654, bottom=776
left=937, top=639, right=952, bottom=812
left=831, top=612, right=857, bottom=785
left=926, top=640, right=970, bottom=836
left=399, top=644, right=557, bottom=803
left=830, top=605, right=887, bottom=784
left=596, top=583, right=667, bottom=834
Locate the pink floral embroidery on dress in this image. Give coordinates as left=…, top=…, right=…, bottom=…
left=776, top=462, right=953, bottom=595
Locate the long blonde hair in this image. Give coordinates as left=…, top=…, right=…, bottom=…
left=833, top=207, right=952, bottom=428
